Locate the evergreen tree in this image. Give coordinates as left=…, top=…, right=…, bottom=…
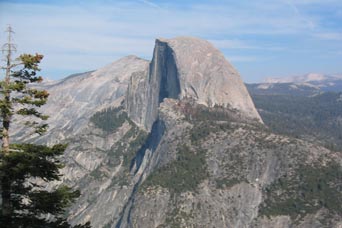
left=0, top=26, right=90, bottom=227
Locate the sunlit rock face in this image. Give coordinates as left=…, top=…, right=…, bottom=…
left=13, top=55, right=149, bottom=144
left=126, top=37, right=262, bottom=131
left=160, top=37, right=261, bottom=121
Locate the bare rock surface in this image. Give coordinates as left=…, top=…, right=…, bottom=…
left=162, top=37, right=261, bottom=123
left=13, top=55, right=148, bottom=144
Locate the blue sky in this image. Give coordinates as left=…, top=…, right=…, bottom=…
left=0, top=0, right=341, bottom=82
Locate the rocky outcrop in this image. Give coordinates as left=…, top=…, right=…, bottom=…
left=126, top=37, right=262, bottom=130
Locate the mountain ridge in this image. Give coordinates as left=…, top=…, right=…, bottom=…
left=264, top=73, right=342, bottom=84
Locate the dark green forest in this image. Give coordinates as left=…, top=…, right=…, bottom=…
left=249, top=90, right=342, bottom=151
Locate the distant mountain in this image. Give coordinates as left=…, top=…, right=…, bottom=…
left=247, top=73, right=342, bottom=151
left=264, top=73, right=342, bottom=83
left=247, top=82, right=321, bottom=96
left=258, top=73, right=342, bottom=94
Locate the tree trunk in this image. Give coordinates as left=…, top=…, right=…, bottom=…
left=1, top=26, right=13, bottom=222
left=2, top=113, right=10, bottom=155
left=0, top=93, right=11, bottom=221
left=1, top=176, right=11, bottom=224
left=2, top=37, right=12, bottom=155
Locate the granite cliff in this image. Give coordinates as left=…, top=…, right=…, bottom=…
left=12, top=37, right=342, bottom=228
left=126, top=37, right=262, bottom=131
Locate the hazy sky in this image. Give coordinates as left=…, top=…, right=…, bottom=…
left=0, top=0, right=341, bottom=82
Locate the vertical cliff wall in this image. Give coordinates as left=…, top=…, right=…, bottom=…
left=125, top=40, right=181, bottom=130
left=126, top=37, right=262, bottom=131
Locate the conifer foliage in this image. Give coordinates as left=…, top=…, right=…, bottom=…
left=0, top=26, right=90, bottom=227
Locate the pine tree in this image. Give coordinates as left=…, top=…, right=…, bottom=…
left=0, top=26, right=90, bottom=227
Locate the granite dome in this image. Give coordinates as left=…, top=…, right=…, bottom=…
left=126, top=36, right=262, bottom=130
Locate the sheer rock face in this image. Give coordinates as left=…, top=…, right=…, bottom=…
left=163, top=37, right=260, bottom=119
left=125, top=39, right=181, bottom=130
left=126, top=37, right=262, bottom=130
